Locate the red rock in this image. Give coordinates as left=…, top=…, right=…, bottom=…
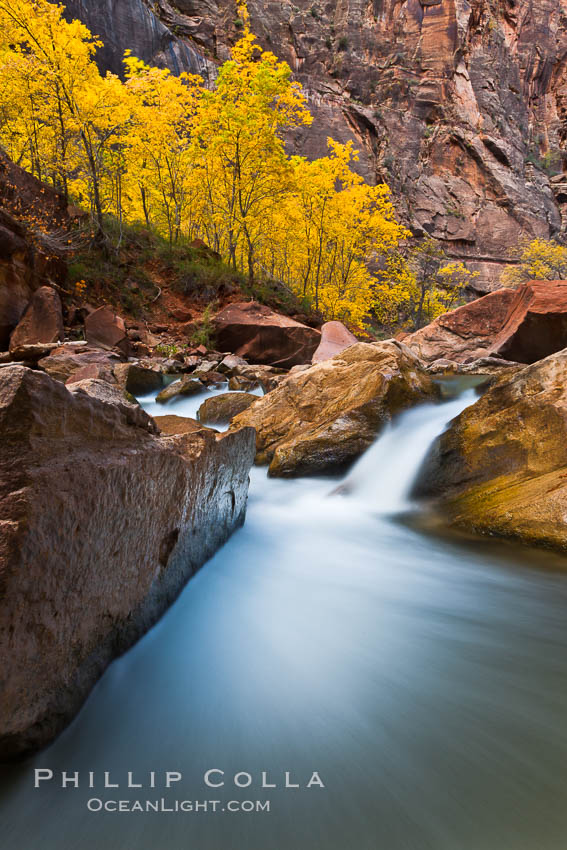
left=0, top=154, right=67, bottom=349
left=312, top=321, right=358, bottom=363
left=85, top=306, right=129, bottom=354
left=213, top=301, right=321, bottom=368
left=170, top=307, right=193, bottom=322
left=0, top=365, right=256, bottom=758
left=405, top=282, right=567, bottom=365
left=493, top=281, right=567, bottom=363
left=65, top=363, right=103, bottom=384
left=9, top=286, right=63, bottom=353
left=38, top=346, right=122, bottom=384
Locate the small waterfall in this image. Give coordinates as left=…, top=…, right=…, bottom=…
left=338, top=389, right=478, bottom=513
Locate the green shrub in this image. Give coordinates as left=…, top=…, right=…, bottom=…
left=189, top=301, right=218, bottom=348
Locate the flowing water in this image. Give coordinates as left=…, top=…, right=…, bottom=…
left=2, top=383, right=567, bottom=850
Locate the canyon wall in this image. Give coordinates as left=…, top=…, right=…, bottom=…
left=65, top=0, right=567, bottom=291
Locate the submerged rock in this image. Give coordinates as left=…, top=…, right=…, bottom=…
left=413, top=348, right=567, bottom=551
left=156, top=375, right=203, bottom=403
left=232, top=340, right=439, bottom=477
left=198, top=392, right=258, bottom=425
left=0, top=366, right=255, bottom=759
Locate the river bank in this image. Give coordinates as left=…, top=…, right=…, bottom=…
left=1, top=385, right=566, bottom=849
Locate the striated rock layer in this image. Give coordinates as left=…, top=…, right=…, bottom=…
left=0, top=366, right=255, bottom=760
left=413, top=348, right=567, bottom=551
left=65, top=0, right=567, bottom=291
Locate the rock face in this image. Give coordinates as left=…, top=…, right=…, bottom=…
left=8, top=286, right=64, bottom=352
left=212, top=302, right=321, bottom=368
left=198, top=391, right=257, bottom=425
left=232, top=340, right=439, bottom=476
left=413, top=349, right=567, bottom=551
left=405, top=281, right=567, bottom=364
left=65, top=0, right=567, bottom=291
left=312, top=321, right=358, bottom=363
left=85, top=306, right=129, bottom=353
left=0, top=366, right=255, bottom=759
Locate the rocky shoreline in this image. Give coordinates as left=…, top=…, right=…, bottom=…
left=4, top=267, right=567, bottom=760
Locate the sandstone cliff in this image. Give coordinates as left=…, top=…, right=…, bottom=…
left=64, top=0, right=567, bottom=292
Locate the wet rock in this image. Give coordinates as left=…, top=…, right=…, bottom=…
left=198, top=392, right=258, bottom=425
left=413, top=348, right=567, bottom=551
left=312, top=321, right=358, bottom=363
left=8, top=286, right=63, bottom=353
left=85, top=305, right=129, bottom=354
left=0, top=365, right=255, bottom=759
left=228, top=375, right=260, bottom=392
left=154, top=415, right=214, bottom=436
left=231, top=363, right=286, bottom=392
left=195, top=371, right=226, bottom=385
left=156, top=375, right=204, bottom=403
left=193, top=359, right=220, bottom=374
left=217, top=354, right=248, bottom=375
left=113, top=362, right=164, bottom=396
left=232, top=341, right=439, bottom=477
left=212, top=301, right=320, bottom=368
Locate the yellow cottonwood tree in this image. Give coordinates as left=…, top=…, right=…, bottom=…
left=190, top=4, right=312, bottom=277
left=0, top=0, right=132, bottom=239
left=501, top=238, right=567, bottom=286
left=263, top=141, right=410, bottom=324
left=0, top=0, right=419, bottom=328
left=123, top=56, right=203, bottom=244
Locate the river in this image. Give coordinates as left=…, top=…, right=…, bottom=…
left=1, top=381, right=567, bottom=849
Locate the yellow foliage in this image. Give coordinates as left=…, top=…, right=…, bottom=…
left=0, top=0, right=434, bottom=327
left=500, top=238, right=567, bottom=286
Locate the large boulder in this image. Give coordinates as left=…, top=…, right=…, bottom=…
left=312, top=321, right=358, bottom=363
left=0, top=154, right=68, bottom=350
left=0, top=366, right=255, bottom=759
left=212, top=301, right=321, bottom=368
left=413, top=348, right=567, bottom=551
left=38, top=344, right=123, bottom=384
left=232, top=340, right=439, bottom=477
left=85, top=305, right=129, bottom=354
left=405, top=281, right=567, bottom=366
left=112, top=362, right=164, bottom=396
left=198, top=392, right=258, bottom=425
left=8, top=286, right=63, bottom=353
